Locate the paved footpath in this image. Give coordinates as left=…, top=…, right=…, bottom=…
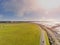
left=40, top=28, right=46, bottom=45
left=40, top=24, right=60, bottom=45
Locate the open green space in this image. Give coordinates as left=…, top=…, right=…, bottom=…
left=0, top=23, right=41, bottom=45
left=0, top=23, right=50, bottom=45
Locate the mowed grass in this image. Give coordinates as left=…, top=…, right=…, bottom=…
left=0, top=23, right=41, bottom=45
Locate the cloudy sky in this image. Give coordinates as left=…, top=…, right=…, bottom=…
left=0, top=0, right=60, bottom=21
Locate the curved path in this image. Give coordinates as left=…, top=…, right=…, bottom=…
left=39, top=24, right=60, bottom=45
left=39, top=27, right=50, bottom=45
left=40, top=29, right=46, bottom=45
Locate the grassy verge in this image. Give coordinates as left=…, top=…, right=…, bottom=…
left=44, top=31, right=50, bottom=45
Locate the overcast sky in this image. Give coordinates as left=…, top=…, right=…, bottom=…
left=0, top=0, right=60, bottom=21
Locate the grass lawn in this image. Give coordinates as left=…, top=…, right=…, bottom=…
left=0, top=23, right=41, bottom=45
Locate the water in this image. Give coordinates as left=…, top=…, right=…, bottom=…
left=32, top=21, right=60, bottom=34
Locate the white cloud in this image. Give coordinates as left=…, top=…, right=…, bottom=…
left=0, top=14, right=3, bottom=20
left=2, top=0, right=45, bottom=17
left=1, top=0, right=60, bottom=21
left=0, top=14, right=3, bottom=18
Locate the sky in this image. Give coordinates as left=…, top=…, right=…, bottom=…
left=0, top=0, right=60, bottom=21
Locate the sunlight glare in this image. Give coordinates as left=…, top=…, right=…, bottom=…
left=36, top=0, right=60, bottom=10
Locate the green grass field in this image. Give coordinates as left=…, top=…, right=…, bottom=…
left=0, top=23, right=50, bottom=45
left=0, top=23, right=41, bottom=45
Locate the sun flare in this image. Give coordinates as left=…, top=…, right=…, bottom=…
left=36, top=0, right=60, bottom=10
